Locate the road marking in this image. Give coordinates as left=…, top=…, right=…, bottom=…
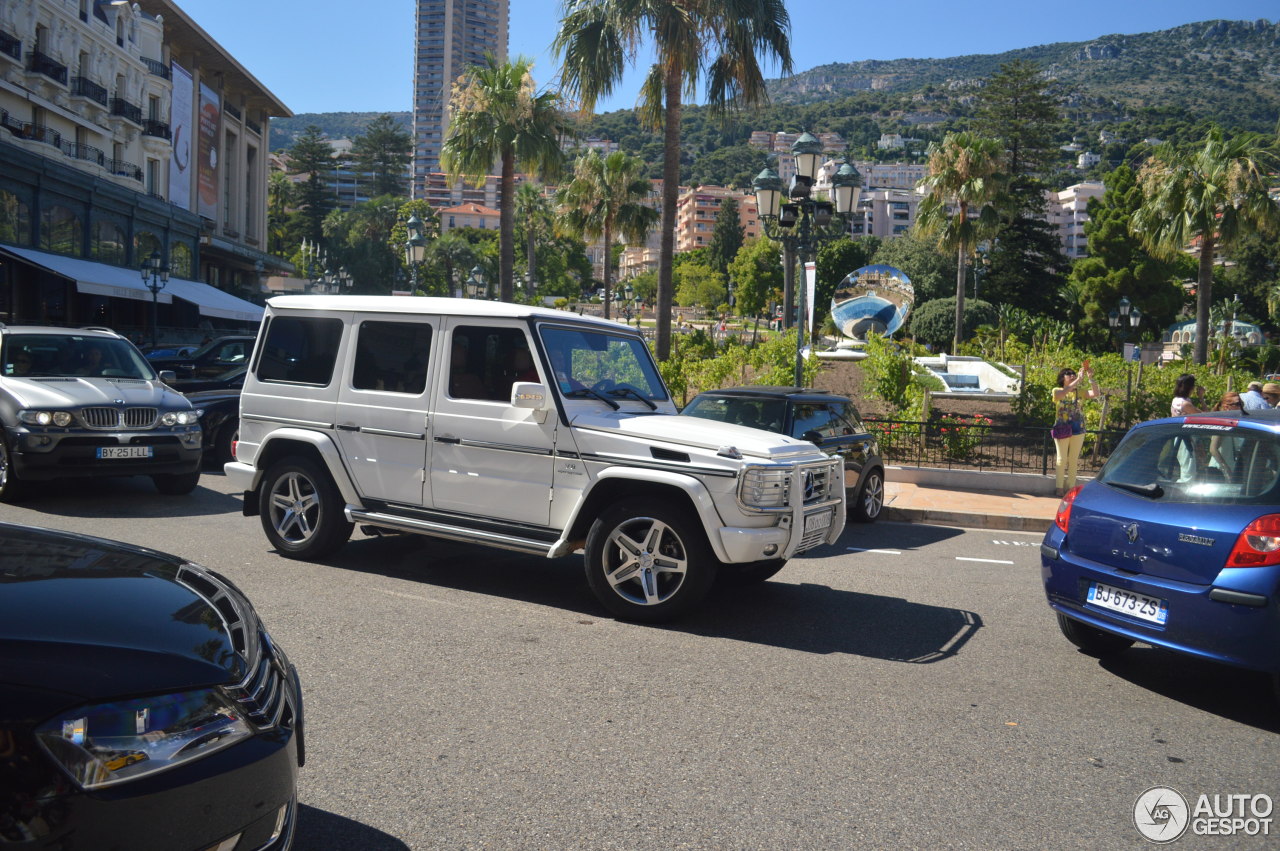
left=992, top=540, right=1039, bottom=546
left=847, top=547, right=902, bottom=554
left=957, top=556, right=1015, bottom=565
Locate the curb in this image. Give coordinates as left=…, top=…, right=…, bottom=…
left=883, top=504, right=1053, bottom=533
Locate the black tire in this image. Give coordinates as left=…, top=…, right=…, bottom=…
left=850, top=467, right=884, bottom=523
left=214, top=420, right=239, bottom=466
left=260, top=456, right=353, bottom=559
left=0, top=434, right=24, bottom=503
left=1057, top=613, right=1135, bottom=657
left=152, top=470, right=202, bottom=495
left=717, top=558, right=787, bottom=587
left=584, top=498, right=717, bottom=622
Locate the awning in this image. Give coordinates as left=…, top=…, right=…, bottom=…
left=1, top=245, right=173, bottom=304
left=164, top=277, right=264, bottom=323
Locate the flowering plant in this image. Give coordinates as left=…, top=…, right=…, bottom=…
left=936, top=414, right=992, bottom=461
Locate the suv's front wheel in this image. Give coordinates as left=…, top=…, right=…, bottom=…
left=260, top=456, right=353, bottom=559
left=585, top=499, right=717, bottom=622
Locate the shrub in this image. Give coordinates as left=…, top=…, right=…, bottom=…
left=909, top=298, right=997, bottom=350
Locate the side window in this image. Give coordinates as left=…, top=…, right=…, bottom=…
left=352, top=321, right=433, bottom=394
left=448, top=325, right=532, bottom=401
left=255, top=317, right=343, bottom=385
left=791, top=403, right=843, bottom=439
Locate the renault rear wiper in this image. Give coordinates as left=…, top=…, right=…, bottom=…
left=1108, top=480, right=1164, bottom=499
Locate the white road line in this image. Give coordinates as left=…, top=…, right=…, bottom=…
left=847, top=548, right=903, bottom=554
left=956, top=557, right=1015, bottom=565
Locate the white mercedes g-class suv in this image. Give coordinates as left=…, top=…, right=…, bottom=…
left=226, top=296, right=845, bottom=621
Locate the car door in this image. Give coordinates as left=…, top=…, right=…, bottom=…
left=334, top=317, right=436, bottom=507
left=427, top=320, right=555, bottom=527
left=791, top=399, right=872, bottom=495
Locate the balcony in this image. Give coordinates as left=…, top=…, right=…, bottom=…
left=61, top=140, right=106, bottom=167
left=110, top=97, right=142, bottom=125
left=108, top=159, right=142, bottom=182
left=141, top=56, right=170, bottom=79
left=142, top=119, right=171, bottom=140
left=246, top=118, right=261, bottom=136
left=28, top=50, right=68, bottom=85
left=0, top=30, right=20, bottom=62
left=225, top=103, right=241, bottom=121
left=71, top=76, right=109, bottom=107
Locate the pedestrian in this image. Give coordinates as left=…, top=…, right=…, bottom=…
left=1241, top=381, right=1268, bottom=411
left=1262, top=382, right=1280, bottom=408
left=1210, top=391, right=1245, bottom=481
left=1051, top=362, right=1099, bottom=496
left=1170, top=373, right=1204, bottom=416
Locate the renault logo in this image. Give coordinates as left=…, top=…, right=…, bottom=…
left=1124, top=523, right=1139, bottom=544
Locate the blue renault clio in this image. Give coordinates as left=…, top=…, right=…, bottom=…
left=1042, top=408, right=1280, bottom=698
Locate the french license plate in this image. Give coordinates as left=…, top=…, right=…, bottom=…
left=803, top=510, right=833, bottom=534
left=97, top=446, right=153, bottom=459
left=1087, top=582, right=1168, bottom=625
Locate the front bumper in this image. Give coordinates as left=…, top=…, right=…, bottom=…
left=7, top=426, right=202, bottom=481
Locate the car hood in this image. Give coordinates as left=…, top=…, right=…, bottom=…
left=0, top=528, right=242, bottom=705
left=571, top=410, right=819, bottom=461
left=2, top=376, right=185, bottom=408
left=183, top=387, right=242, bottom=405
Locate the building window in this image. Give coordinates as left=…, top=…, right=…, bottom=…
left=170, top=242, right=193, bottom=279
left=91, top=219, right=126, bottom=265
left=40, top=205, right=82, bottom=256
left=0, top=191, right=33, bottom=247
left=134, top=231, right=161, bottom=267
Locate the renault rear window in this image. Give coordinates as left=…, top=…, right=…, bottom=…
left=1099, top=423, right=1280, bottom=504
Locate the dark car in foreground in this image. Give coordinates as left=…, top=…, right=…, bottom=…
left=0, top=522, right=303, bottom=849
left=147, top=335, right=255, bottom=380
left=681, top=386, right=884, bottom=522
left=1042, top=409, right=1280, bottom=702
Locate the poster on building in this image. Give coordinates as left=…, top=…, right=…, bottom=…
left=168, top=62, right=193, bottom=211
left=196, top=81, right=220, bottom=220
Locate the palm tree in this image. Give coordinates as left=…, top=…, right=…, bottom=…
left=554, top=0, right=792, bottom=360
left=556, top=150, right=659, bottom=320
left=440, top=55, right=568, bottom=302
left=514, top=182, right=555, bottom=297
left=429, top=232, right=476, bottom=297
left=1132, top=126, right=1280, bottom=365
left=914, top=132, right=1006, bottom=354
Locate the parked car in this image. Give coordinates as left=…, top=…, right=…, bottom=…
left=1042, top=408, right=1280, bottom=701
left=142, top=344, right=198, bottom=360
left=0, top=521, right=303, bottom=849
left=184, top=383, right=241, bottom=465
left=170, top=364, right=248, bottom=394
left=681, top=386, right=885, bottom=523
left=0, top=325, right=204, bottom=501
left=147, top=335, right=255, bottom=380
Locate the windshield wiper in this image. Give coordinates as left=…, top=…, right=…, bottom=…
left=564, top=386, right=620, bottom=410
left=1108, top=480, right=1164, bottom=499
left=608, top=387, right=657, bottom=410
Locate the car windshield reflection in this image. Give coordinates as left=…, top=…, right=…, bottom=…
left=3, top=335, right=156, bottom=380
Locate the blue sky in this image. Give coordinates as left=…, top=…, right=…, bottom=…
left=173, top=0, right=1277, bottom=116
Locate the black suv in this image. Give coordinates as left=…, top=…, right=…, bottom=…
left=681, top=386, right=885, bottom=522
left=147, top=335, right=255, bottom=379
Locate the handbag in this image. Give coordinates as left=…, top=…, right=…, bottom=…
left=1050, top=421, right=1072, bottom=440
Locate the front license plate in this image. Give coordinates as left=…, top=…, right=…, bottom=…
left=97, top=446, right=153, bottom=459
left=803, top=510, right=833, bottom=534
left=1087, top=582, right=1168, bottom=625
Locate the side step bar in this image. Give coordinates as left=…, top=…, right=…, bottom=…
left=346, top=507, right=556, bottom=557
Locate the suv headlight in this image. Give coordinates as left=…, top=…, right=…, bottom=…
left=740, top=467, right=791, bottom=509
left=35, top=687, right=253, bottom=789
left=160, top=409, right=201, bottom=426
left=18, top=410, right=74, bottom=427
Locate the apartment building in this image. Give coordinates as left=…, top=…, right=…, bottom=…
left=1046, top=181, right=1105, bottom=260
left=674, top=185, right=760, bottom=253
left=411, top=0, right=508, bottom=199
left=0, top=0, right=288, bottom=333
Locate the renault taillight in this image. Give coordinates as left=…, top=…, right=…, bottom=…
left=1054, top=485, right=1082, bottom=533
left=1225, top=514, right=1280, bottom=567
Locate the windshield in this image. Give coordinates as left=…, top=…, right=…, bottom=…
left=1099, top=422, right=1280, bottom=504
left=683, top=395, right=787, bottom=434
left=538, top=325, right=668, bottom=402
left=2, top=334, right=156, bottom=380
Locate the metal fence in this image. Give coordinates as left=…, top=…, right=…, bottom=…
left=863, top=417, right=1128, bottom=475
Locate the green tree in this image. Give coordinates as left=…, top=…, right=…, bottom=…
left=286, top=125, right=336, bottom=245
left=388, top=199, right=439, bottom=294
left=1132, top=125, right=1280, bottom=364
left=514, top=182, right=555, bottom=297
left=350, top=114, right=413, bottom=198
left=706, top=197, right=744, bottom=276
left=266, top=170, right=295, bottom=256
left=869, top=231, right=955, bottom=303
left=674, top=261, right=726, bottom=311
left=914, top=132, right=1006, bottom=354
left=909, top=298, right=997, bottom=349
left=441, top=55, right=569, bottom=302
left=429, top=232, right=476, bottom=297
left=815, top=236, right=878, bottom=332
left=688, top=143, right=770, bottom=189
left=555, top=0, right=793, bottom=361
left=556, top=150, right=659, bottom=319
left=322, top=195, right=402, bottom=293
left=972, top=59, right=1064, bottom=187
left=726, top=237, right=781, bottom=320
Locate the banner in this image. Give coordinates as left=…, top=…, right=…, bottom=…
left=804, top=261, right=817, bottom=336
left=168, top=62, right=193, bottom=211
left=196, top=81, right=220, bottom=220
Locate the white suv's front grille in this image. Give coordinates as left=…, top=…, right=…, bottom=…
left=739, top=459, right=840, bottom=511
left=80, top=407, right=158, bottom=429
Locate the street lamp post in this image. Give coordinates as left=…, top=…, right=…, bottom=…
left=404, top=214, right=427, bottom=293
left=467, top=265, right=486, bottom=299
left=1108, top=296, right=1144, bottom=425
left=140, top=250, right=169, bottom=349
left=753, top=135, right=862, bottom=387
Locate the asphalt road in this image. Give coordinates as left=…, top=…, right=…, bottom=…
left=4, top=472, right=1278, bottom=850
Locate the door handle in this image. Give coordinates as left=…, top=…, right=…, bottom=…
left=336, top=424, right=359, bottom=432
left=435, top=436, right=460, bottom=444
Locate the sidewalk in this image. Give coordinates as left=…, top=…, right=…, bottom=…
left=882, top=478, right=1062, bottom=533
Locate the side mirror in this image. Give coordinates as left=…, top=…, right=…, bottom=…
left=158, top=370, right=177, bottom=385
left=802, top=430, right=824, bottom=445
left=511, top=381, right=552, bottom=411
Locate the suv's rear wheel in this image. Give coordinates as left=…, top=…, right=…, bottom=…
left=0, top=435, right=24, bottom=503
left=585, top=499, right=717, bottom=622
left=261, top=457, right=353, bottom=559
left=1057, top=613, right=1134, bottom=657
left=850, top=467, right=884, bottom=523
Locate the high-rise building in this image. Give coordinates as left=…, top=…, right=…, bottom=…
left=411, top=0, right=508, bottom=199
